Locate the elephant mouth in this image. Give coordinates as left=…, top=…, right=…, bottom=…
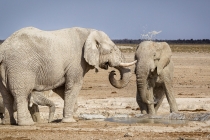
left=100, top=62, right=109, bottom=70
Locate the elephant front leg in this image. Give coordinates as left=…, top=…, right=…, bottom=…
left=45, top=99, right=55, bottom=123
left=147, top=87, right=155, bottom=115
left=62, top=82, right=82, bottom=123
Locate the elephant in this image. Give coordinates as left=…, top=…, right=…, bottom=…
left=0, top=91, right=55, bottom=123
left=0, top=27, right=136, bottom=125
left=28, top=88, right=78, bottom=123
left=135, top=41, right=178, bottom=115
left=28, top=91, right=55, bottom=123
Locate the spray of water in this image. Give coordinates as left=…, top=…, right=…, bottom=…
left=141, top=30, right=162, bottom=40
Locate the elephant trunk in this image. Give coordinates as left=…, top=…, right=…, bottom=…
left=136, top=69, right=156, bottom=105
left=109, top=66, right=132, bottom=89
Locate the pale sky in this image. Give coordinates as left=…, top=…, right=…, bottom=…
left=0, top=0, right=209, bottom=40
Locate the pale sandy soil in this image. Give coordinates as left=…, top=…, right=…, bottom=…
left=0, top=52, right=210, bottom=140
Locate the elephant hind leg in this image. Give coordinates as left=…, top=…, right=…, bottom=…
left=1, top=90, right=16, bottom=125
left=11, top=89, right=34, bottom=126
left=0, top=113, right=3, bottom=119
left=164, top=82, right=178, bottom=113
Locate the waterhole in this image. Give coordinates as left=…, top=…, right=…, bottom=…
left=104, top=117, right=188, bottom=125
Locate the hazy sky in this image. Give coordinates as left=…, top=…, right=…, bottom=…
left=0, top=1, right=209, bottom=40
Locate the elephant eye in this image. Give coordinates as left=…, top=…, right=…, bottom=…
left=96, top=42, right=100, bottom=49
left=110, top=48, right=114, bottom=53
left=153, top=52, right=156, bottom=57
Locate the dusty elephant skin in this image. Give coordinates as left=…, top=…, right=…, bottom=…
left=0, top=27, right=136, bottom=126
left=135, top=41, right=178, bottom=115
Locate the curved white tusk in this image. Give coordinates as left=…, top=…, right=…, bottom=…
left=29, top=101, right=33, bottom=107
left=119, top=60, right=137, bottom=67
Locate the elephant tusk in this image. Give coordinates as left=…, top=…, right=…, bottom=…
left=29, top=101, right=33, bottom=107
left=119, top=60, right=137, bottom=67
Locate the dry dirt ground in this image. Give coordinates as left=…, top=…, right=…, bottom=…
left=0, top=51, right=210, bottom=140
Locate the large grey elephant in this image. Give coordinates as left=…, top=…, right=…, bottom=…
left=0, top=91, right=55, bottom=123
left=0, top=27, right=136, bottom=125
left=135, top=41, right=178, bottom=115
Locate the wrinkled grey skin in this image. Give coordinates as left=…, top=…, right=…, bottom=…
left=0, top=27, right=135, bottom=125
left=0, top=91, right=55, bottom=123
left=135, top=41, right=178, bottom=115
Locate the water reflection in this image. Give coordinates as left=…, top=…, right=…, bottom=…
left=105, top=117, right=188, bottom=124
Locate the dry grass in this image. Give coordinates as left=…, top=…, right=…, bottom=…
left=0, top=42, right=209, bottom=53
left=170, top=44, right=210, bottom=53
left=117, top=44, right=210, bottom=53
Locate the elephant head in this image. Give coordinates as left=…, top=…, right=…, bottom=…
left=84, top=30, right=136, bottom=88
left=135, top=41, right=172, bottom=105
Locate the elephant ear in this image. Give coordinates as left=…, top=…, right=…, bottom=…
left=156, top=42, right=172, bottom=75
left=84, top=31, right=100, bottom=69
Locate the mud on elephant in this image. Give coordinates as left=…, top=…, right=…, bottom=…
left=0, top=27, right=136, bottom=125
left=135, top=41, right=178, bottom=115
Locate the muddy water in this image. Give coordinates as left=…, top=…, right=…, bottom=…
left=105, top=117, right=188, bottom=125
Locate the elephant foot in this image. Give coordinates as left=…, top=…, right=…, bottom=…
left=18, top=118, right=34, bottom=126
left=48, top=118, right=53, bottom=123
left=31, top=112, right=42, bottom=123
left=48, top=113, right=55, bottom=123
left=2, top=117, right=17, bottom=125
left=62, top=117, right=76, bottom=123
left=141, top=110, right=148, bottom=115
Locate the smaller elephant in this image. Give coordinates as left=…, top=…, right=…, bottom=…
left=0, top=91, right=55, bottom=123
left=135, top=41, right=178, bottom=115
left=28, top=91, right=55, bottom=123
left=29, top=87, right=78, bottom=123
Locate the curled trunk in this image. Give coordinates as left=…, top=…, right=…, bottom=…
left=109, top=66, right=131, bottom=89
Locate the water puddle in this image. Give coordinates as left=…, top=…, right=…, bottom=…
left=105, top=117, right=188, bottom=125
left=79, top=113, right=210, bottom=125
